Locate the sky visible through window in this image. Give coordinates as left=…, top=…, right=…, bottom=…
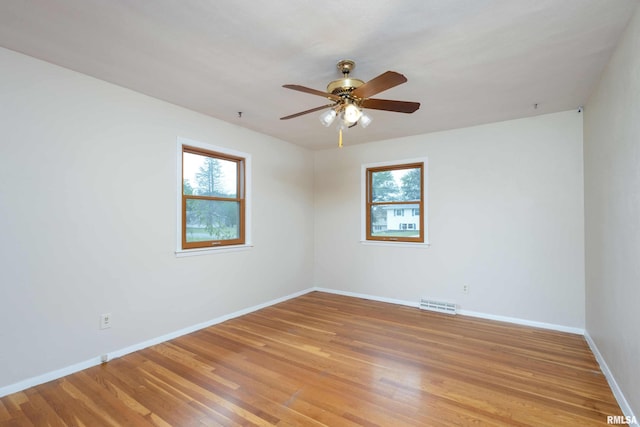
left=183, top=152, right=236, bottom=196
left=390, top=169, right=409, bottom=187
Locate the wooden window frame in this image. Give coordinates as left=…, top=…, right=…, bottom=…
left=365, top=162, right=424, bottom=243
left=181, top=144, right=246, bottom=250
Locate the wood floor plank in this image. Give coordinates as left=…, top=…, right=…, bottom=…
left=0, top=292, right=622, bottom=426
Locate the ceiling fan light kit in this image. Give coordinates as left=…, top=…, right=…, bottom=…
left=281, top=59, right=420, bottom=147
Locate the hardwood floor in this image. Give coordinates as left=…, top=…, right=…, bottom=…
left=0, top=292, right=620, bottom=426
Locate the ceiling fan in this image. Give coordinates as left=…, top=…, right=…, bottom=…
left=281, top=59, right=420, bottom=147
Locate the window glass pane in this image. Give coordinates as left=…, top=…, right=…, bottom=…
left=183, top=152, right=237, bottom=197
left=371, top=167, right=420, bottom=202
left=185, top=199, right=240, bottom=242
left=370, top=203, right=420, bottom=238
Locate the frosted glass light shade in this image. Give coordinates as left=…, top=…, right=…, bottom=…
left=359, top=113, right=372, bottom=128
left=319, top=109, right=337, bottom=127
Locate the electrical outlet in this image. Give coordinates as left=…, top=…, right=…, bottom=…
left=100, top=313, right=112, bottom=329
left=462, top=284, right=470, bottom=294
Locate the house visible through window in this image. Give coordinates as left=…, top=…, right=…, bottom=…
left=181, top=144, right=246, bottom=249
left=364, top=161, right=425, bottom=243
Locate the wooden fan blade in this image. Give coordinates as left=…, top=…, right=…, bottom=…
left=351, top=71, right=408, bottom=99
left=361, top=98, right=420, bottom=113
left=280, top=104, right=335, bottom=120
left=283, top=84, right=341, bottom=101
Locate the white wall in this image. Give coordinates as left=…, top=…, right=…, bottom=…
left=584, top=4, right=640, bottom=417
left=0, top=47, right=314, bottom=390
left=314, top=111, right=585, bottom=328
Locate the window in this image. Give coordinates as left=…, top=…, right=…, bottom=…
left=363, top=159, right=427, bottom=244
left=179, top=141, right=249, bottom=251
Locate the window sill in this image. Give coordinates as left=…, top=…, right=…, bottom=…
left=359, top=240, right=430, bottom=248
left=175, top=244, right=254, bottom=257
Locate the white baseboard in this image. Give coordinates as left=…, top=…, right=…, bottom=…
left=108, top=287, right=314, bottom=361
left=0, top=287, right=315, bottom=398
left=0, top=356, right=104, bottom=399
left=584, top=331, right=638, bottom=426
left=457, top=309, right=584, bottom=335
left=313, top=287, right=420, bottom=308
left=314, top=287, right=584, bottom=334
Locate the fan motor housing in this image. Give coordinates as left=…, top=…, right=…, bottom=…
left=327, top=78, right=364, bottom=97
left=327, top=59, right=364, bottom=97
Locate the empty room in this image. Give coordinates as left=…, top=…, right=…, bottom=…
left=0, top=1, right=638, bottom=426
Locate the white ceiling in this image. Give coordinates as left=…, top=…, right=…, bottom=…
left=1, top=0, right=637, bottom=150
